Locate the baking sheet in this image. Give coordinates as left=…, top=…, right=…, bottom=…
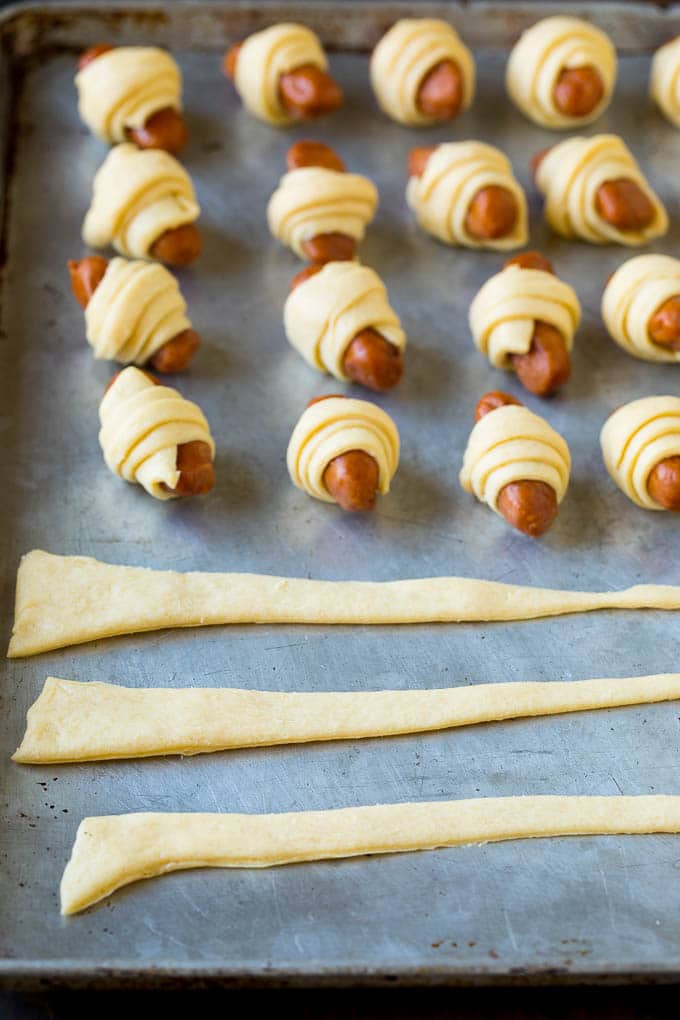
left=2, top=0, right=680, bottom=988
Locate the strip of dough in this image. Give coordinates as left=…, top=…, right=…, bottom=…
left=15, top=673, right=680, bottom=764
left=8, top=551, right=680, bottom=658
left=60, top=795, right=680, bottom=914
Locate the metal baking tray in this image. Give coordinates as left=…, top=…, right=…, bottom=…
left=2, top=0, right=680, bottom=989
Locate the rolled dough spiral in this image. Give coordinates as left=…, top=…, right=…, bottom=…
left=85, top=257, right=191, bottom=365
left=267, top=167, right=378, bottom=259
left=535, top=135, right=667, bottom=246
left=602, top=254, right=680, bottom=364
left=82, top=143, right=200, bottom=259
left=600, top=396, right=680, bottom=509
left=286, top=397, right=400, bottom=504
left=469, top=264, right=581, bottom=369
left=650, top=36, right=680, bottom=128
left=284, top=262, right=405, bottom=379
left=75, top=47, right=182, bottom=143
left=234, top=23, right=329, bottom=126
left=406, top=141, right=528, bottom=251
left=99, top=366, right=214, bottom=500
left=370, top=18, right=475, bottom=126
left=506, top=16, right=616, bottom=129
left=460, top=404, right=571, bottom=515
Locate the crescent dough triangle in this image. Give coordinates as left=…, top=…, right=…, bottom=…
left=8, top=551, right=680, bottom=657
left=14, top=673, right=680, bottom=764
left=60, top=795, right=680, bottom=914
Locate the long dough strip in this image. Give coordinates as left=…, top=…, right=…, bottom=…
left=8, top=551, right=680, bottom=658
left=61, top=795, right=680, bottom=914
left=15, top=674, right=680, bottom=764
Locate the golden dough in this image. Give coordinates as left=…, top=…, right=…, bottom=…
left=75, top=47, right=182, bottom=143
left=460, top=404, right=571, bottom=514
left=60, top=796, right=680, bottom=914
left=406, top=141, right=528, bottom=251
left=15, top=673, right=680, bottom=764
left=98, top=367, right=214, bottom=500
left=85, top=257, right=191, bottom=365
left=600, top=395, right=680, bottom=509
left=370, top=18, right=475, bottom=126
left=8, top=550, right=680, bottom=658
left=234, top=23, right=329, bottom=126
left=286, top=396, right=399, bottom=503
left=82, top=143, right=199, bottom=259
left=650, top=36, right=680, bottom=128
left=469, top=264, right=580, bottom=369
left=601, top=254, right=680, bottom=363
left=506, top=16, right=616, bottom=129
left=535, top=135, right=667, bottom=246
left=267, top=166, right=378, bottom=259
left=284, top=261, right=405, bottom=379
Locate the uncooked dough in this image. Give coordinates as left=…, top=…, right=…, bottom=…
left=60, top=795, right=680, bottom=914
left=406, top=141, right=528, bottom=251
left=600, top=395, right=680, bottom=509
left=234, top=23, right=330, bottom=126
left=76, top=46, right=182, bottom=143
left=506, top=16, right=616, bottom=129
left=460, top=404, right=571, bottom=515
left=286, top=396, right=400, bottom=503
left=370, top=18, right=475, bottom=126
left=284, top=262, right=405, bottom=380
left=650, top=36, right=680, bottom=128
left=535, top=135, right=668, bottom=246
left=267, top=166, right=378, bottom=259
left=15, top=673, right=680, bottom=764
left=82, top=143, right=200, bottom=259
left=8, top=550, right=680, bottom=658
left=469, top=263, right=581, bottom=369
left=85, top=257, right=191, bottom=365
left=98, top=367, right=214, bottom=499
left=601, top=254, right=680, bottom=363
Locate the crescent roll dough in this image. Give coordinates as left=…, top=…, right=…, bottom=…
left=75, top=47, right=182, bottom=143
left=85, top=257, right=191, bottom=365
left=602, top=255, right=680, bottom=364
left=234, top=23, right=329, bottom=126
left=651, top=36, right=680, bottom=128
left=506, top=16, right=616, bottom=129
left=284, top=262, right=405, bottom=379
left=267, top=167, right=378, bottom=259
left=460, top=404, right=571, bottom=515
left=82, top=143, right=200, bottom=259
left=469, top=264, right=581, bottom=369
left=286, top=396, right=399, bottom=504
left=370, top=18, right=475, bottom=126
left=600, top=396, right=680, bottom=509
left=61, top=796, right=680, bottom=914
left=407, top=141, right=528, bottom=251
left=98, top=366, right=214, bottom=500
left=535, top=135, right=667, bottom=246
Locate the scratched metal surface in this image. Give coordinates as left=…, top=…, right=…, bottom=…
left=1, top=0, right=680, bottom=989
